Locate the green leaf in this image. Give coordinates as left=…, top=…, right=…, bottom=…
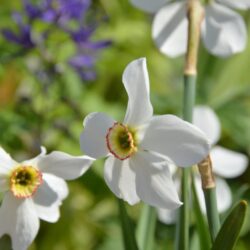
left=211, top=200, right=248, bottom=250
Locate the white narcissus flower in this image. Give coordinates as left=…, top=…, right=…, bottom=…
left=0, top=147, right=94, bottom=250
left=158, top=105, right=249, bottom=224
left=80, top=58, right=210, bottom=209
left=130, top=0, right=250, bottom=57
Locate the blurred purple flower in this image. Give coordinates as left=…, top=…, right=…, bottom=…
left=2, top=0, right=111, bottom=82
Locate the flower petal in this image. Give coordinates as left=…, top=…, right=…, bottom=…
left=202, top=3, right=247, bottom=57
left=131, top=151, right=182, bottom=209
left=217, top=0, right=250, bottom=10
left=194, top=176, right=232, bottom=213
left=80, top=112, right=115, bottom=158
left=104, top=156, right=140, bottom=205
left=0, top=147, right=17, bottom=192
left=0, top=193, right=39, bottom=250
left=140, top=115, right=210, bottom=167
left=33, top=173, right=68, bottom=222
left=152, top=2, right=188, bottom=57
left=210, top=146, right=248, bottom=178
left=0, top=147, right=17, bottom=174
left=130, top=0, right=169, bottom=13
left=157, top=207, right=178, bottom=224
left=193, top=105, right=221, bottom=145
left=38, top=151, right=94, bottom=180
left=123, top=58, right=153, bottom=126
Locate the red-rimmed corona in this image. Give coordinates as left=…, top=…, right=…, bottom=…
left=10, top=165, right=43, bottom=198
left=106, top=122, right=137, bottom=160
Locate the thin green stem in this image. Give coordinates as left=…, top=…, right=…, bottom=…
left=175, top=75, right=196, bottom=250
left=136, top=205, right=156, bottom=250
left=204, top=188, right=220, bottom=241
left=118, top=199, right=139, bottom=250
left=191, top=173, right=211, bottom=250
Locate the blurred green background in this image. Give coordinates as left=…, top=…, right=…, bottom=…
left=0, top=0, right=249, bottom=249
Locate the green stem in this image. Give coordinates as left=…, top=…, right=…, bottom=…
left=191, top=173, right=211, bottom=250
left=175, top=75, right=196, bottom=250
left=203, top=188, right=220, bottom=241
left=136, top=205, right=156, bottom=250
left=118, top=199, right=139, bottom=250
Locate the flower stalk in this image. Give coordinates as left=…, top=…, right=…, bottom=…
left=198, top=156, right=220, bottom=241
left=136, top=205, right=156, bottom=250
left=175, top=1, right=204, bottom=250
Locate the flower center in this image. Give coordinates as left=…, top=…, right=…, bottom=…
left=106, top=122, right=137, bottom=160
left=10, top=166, right=43, bottom=198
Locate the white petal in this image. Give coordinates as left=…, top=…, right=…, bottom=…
left=104, top=156, right=140, bottom=205
left=0, top=147, right=17, bottom=174
left=0, top=193, right=39, bottom=250
left=157, top=207, right=178, bottom=224
left=38, top=151, right=94, bottom=180
left=194, top=176, right=232, bottom=213
left=80, top=112, right=115, bottom=158
left=217, top=0, right=250, bottom=10
left=152, top=2, right=188, bottom=57
left=211, top=146, right=248, bottom=178
left=33, top=173, right=68, bottom=222
left=130, top=0, right=169, bottom=13
left=123, top=58, right=153, bottom=126
left=0, top=147, right=17, bottom=192
left=193, top=105, right=221, bottom=145
left=140, top=115, right=210, bottom=167
left=131, top=151, right=182, bottom=209
left=202, top=3, right=247, bottom=57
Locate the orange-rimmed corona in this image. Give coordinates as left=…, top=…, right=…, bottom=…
left=10, top=166, right=43, bottom=198
left=106, top=122, right=137, bottom=160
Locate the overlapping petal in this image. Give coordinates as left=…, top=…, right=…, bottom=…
left=38, top=151, right=94, bottom=180
left=152, top=2, right=188, bottom=57
left=0, top=147, right=17, bottom=173
left=194, top=176, right=232, bottom=213
left=211, top=146, right=248, bottom=178
left=0, top=193, right=39, bottom=250
left=104, top=156, right=140, bottom=205
left=123, top=58, right=153, bottom=126
left=193, top=105, right=221, bottom=145
left=130, top=0, right=169, bottom=13
left=131, top=151, right=182, bottom=209
left=21, top=146, right=46, bottom=166
left=217, top=0, right=250, bottom=10
left=157, top=207, right=178, bottom=224
left=33, top=173, right=68, bottom=222
left=202, top=3, right=247, bottom=57
left=80, top=112, right=115, bottom=158
left=141, top=115, right=210, bottom=167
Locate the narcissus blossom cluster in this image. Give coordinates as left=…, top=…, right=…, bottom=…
left=0, top=147, right=94, bottom=250
left=130, top=0, right=250, bottom=57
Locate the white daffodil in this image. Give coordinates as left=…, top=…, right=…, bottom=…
left=0, top=147, right=94, bottom=250
left=130, top=0, right=250, bottom=57
left=157, top=105, right=249, bottom=224
left=80, top=58, right=210, bottom=209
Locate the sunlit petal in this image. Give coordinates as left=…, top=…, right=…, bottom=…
left=152, top=2, right=188, bottom=57
left=131, top=151, right=182, bottom=209
left=211, top=146, right=248, bottom=178
left=202, top=3, right=247, bottom=57
left=123, top=58, right=153, bottom=126
left=80, top=112, right=115, bottom=158
left=140, top=115, right=210, bottom=167
left=193, top=105, right=221, bottom=145
left=38, top=151, right=94, bottom=180
left=0, top=193, right=39, bottom=250
left=104, top=156, right=140, bottom=205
